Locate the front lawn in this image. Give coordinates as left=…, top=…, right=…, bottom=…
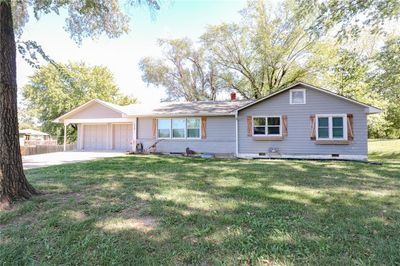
left=1, top=140, right=399, bottom=265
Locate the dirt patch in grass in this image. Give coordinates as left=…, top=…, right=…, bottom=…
left=96, top=202, right=159, bottom=233
left=98, top=216, right=159, bottom=233
left=64, top=210, right=87, bottom=221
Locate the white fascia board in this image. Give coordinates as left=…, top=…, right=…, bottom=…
left=64, top=118, right=136, bottom=124
left=54, top=99, right=127, bottom=123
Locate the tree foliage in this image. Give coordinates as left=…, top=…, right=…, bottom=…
left=301, top=0, right=400, bottom=39
left=369, top=36, right=400, bottom=137
left=22, top=62, right=136, bottom=142
left=139, top=0, right=400, bottom=137
left=0, top=0, right=159, bottom=206
left=140, top=38, right=221, bottom=101
left=142, top=0, right=324, bottom=100
left=202, top=0, right=323, bottom=99
left=12, top=0, right=159, bottom=41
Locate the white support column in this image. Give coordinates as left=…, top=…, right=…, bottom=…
left=78, top=124, right=84, bottom=150
left=110, top=123, right=113, bottom=150
left=132, top=118, right=137, bottom=152
left=63, top=123, right=67, bottom=151
left=106, top=123, right=110, bottom=150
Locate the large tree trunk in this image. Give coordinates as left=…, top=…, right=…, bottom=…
left=0, top=1, right=37, bottom=208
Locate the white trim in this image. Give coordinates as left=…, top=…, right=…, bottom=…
left=252, top=115, right=282, bottom=137
left=157, top=118, right=172, bottom=139
left=186, top=117, right=202, bottom=140
left=157, top=117, right=202, bottom=140
left=132, top=118, right=137, bottom=152
left=236, top=82, right=382, bottom=114
left=64, top=118, right=135, bottom=124
left=315, top=114, right=347, bottom=141
left=171, top=118, right=186, bottom=139
left=63, top=123, right=67, bottom=151
left=289, top=88, right=306, bottom=104
left=133, top=113, right=236, bottom=118
left=235, top=111, right=239, bottom=157
left=237, top=153, right=367, bottom=161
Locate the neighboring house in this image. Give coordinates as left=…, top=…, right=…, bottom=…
left=19, top=129, right=56, bottom=146
left=54, top=82, right=381, bottom=160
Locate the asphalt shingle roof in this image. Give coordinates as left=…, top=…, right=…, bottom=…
left=118, top=100, right=253, bottom=117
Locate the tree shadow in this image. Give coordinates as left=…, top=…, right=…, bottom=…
left=1, top=154, right=399, bottom=264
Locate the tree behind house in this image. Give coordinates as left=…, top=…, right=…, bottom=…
left=22, top=62, right=136, bottom=144
left=140, top=38, right=222, bottom=101
left=0, top=0, right=159, bottom=207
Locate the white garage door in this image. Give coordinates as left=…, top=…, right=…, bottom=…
left=83, top=125, right=108, bottom=150
left=113, top=124, right=133, bottom=151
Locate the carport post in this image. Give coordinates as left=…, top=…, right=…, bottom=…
left=63, top=123, right=67, bottom=151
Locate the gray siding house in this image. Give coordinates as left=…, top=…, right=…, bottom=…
left=55, top=82, right=381, bottom=160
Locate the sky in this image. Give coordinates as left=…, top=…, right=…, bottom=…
left=17, top=0, right=249, bottom=104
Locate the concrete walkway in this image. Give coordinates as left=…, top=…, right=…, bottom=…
left=23, top=151, right=126, bottom=170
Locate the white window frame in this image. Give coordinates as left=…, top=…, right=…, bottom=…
left=290, top=89, right=306, bottom=104
left=171, top=118, right=186, bottom=139
left=157, top=118, right=201, bottom=140
left=186, top=117, right=201, bottom=139
left=157, top=118, right=172, bottom=139
left=252, top=116, right=282, bottom=136
left=316, top=114, right=347, bottom=140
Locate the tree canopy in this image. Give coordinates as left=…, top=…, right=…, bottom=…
left=140, top=38, right=221, bottom=101
left=139, top=0, right=400, bottom=137
left=142, top=0, right=326, bottom=100
left=22, top=62, right=136, bottom=142
left=0, top=0, right=159, bottom=206
left=304, top=0, right=400, bottom=39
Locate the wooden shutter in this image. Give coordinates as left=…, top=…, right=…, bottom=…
left=152, top=118, right=157, bottom=139
left=310, top=115, right=316, bottom=140
left=247, top=116, right=252, bottom=136
left=282, top=115, right=288, bottom=137
left=347, top=113, right=354, bottom=141
left=201, top=117, right=207, bottom=139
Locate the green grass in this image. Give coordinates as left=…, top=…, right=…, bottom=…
left=1, top=139, right=400, bottom=265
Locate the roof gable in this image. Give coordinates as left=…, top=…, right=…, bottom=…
left=54, top=99, right=126, bottom=123
left=236, top=82, right=381, bottom=114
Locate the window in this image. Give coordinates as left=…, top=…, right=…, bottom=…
left=157, top=118, right=201, bottom=139
left=253, top=116, right=281, bottom=136
left=290, top=89, right=306, bottom=104
left=316, top=114, right=347, bottom=140
left=187, top=118, right=201, bottom=138
left=157, top=119, right=171, bottom=138
left=253, top=117, right=266, bottom=135
left=172, top=119, right=186, bottom=138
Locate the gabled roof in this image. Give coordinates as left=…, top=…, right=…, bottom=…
left=236, top=82, right=382, bottom=114
left=53, top=99, right=127, bottom=123
left=54, top=82, right=381, bottom=123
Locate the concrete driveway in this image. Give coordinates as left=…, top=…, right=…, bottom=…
left=23, top=151, right=126, bottom=170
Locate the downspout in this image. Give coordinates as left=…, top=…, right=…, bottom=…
left=235, top=110, right=239, bottom=157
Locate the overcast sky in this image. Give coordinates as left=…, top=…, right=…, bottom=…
left=17, top=0, right=249, bottom=104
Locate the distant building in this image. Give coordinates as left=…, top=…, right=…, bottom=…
left=19, top=129, right=55, bottom=146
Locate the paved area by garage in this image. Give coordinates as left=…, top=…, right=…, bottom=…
left=23, top=151, right=126, bottom=170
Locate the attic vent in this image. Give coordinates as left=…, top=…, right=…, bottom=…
left=331, top=154, right=340, bottom=157
left=258, top=152, right=266, bottom=156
